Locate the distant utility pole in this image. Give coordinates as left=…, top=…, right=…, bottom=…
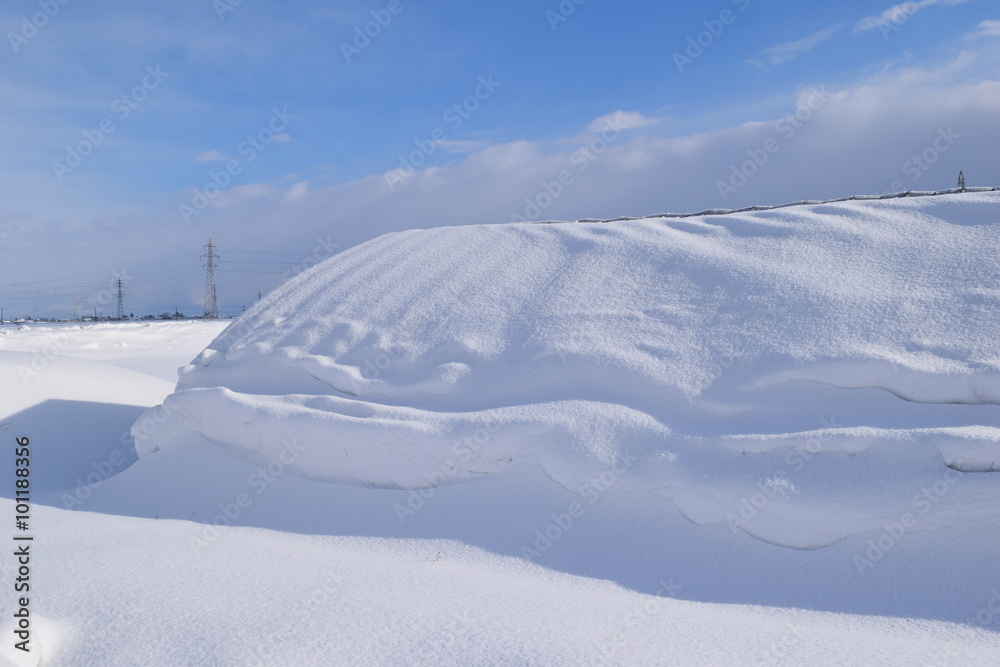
left=958, top=171, right=966, bottom=192
left=202, top=238, right=221, bottom=319
left=114, top=277, right=126, bottom=321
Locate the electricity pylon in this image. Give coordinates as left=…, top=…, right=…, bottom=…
left=114, top=278, right=125, bottom=320
left=202, top=239, right=221, bottom=319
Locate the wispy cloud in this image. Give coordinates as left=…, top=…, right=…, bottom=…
left=433, top=139, right=493, bottom=154
left=965, top=20, right=1000, bottom=39
left=194, top=149, right=229, bottom=162
left=186, top=183, right=275, bottom=209
left=749, top=25, right=841, bottom=69
left=585, top=111, right=662, bottom=134
left=855, top=0, right=971, bottom=33
left=285, top=181, right=311, bottom=201
left=211, top=56, right=1000, bottom=231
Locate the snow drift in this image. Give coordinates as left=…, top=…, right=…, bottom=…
left=132, top=192, right=1000, bottom=550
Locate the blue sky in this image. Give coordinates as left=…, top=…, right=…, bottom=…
left=1, top=0, right=998, bottom=316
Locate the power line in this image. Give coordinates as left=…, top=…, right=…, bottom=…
left=0, top=243, right=329, bottom=318
left=222, top=270, right=289, bottom=275
left=0, top=253, right=197, bottom=290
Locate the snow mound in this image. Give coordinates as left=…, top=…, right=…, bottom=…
left=132, top=192, right=1000, bottom=549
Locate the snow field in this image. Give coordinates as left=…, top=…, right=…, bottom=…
left=2, top=192, right=1000, bottom=664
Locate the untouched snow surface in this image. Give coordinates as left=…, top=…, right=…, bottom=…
left=0, top=320, right=230, bottom=382
left=1, top=193, right=999, bottom=665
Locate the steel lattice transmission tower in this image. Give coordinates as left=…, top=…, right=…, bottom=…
left=202, top=238, right=221, bottom=319
left=114, top=277, right=126, bottom=321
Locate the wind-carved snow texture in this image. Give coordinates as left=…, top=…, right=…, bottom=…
left=134, top=192, right=1000, bottom=550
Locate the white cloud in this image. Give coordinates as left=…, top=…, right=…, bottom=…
left=751, top=25, right=841, bottom=69
left=194, top=149, right=229, bottom=162
left=855, top=0, right=971, bottom=33
left=583, top=111, right=662, bottom=135
left=273, top=133, right=292, bottom=142
left=433, top=139, right=492, bottom=154
left=139, top=52, right=996, bottom=293
left=271, top=54, right=1000, bottom=231
left=966, top=20, right=1000, bottom=39
left=9, top=52, right=1000, bottom=316
left=285, top=181, right=311, bottom=201
left=188, top=183, right=275, bottom=209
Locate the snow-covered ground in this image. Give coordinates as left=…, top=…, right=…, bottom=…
left=2, top=193, right=1000, bottom=665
